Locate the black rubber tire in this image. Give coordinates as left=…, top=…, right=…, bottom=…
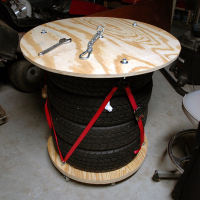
left=48, top=79, right=152, bottom=126
left=50, top=106, right=147, bottom=151
left=8, top=59, right=44, bottom=93
left=47, top=71, right=153, bottom=97
left=52, top=133, right=140, bottom=172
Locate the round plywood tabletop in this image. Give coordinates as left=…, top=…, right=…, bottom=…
left=20, top=17, right=181, bottom=78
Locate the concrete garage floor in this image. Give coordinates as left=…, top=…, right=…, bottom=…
left=0, top=23, right=199, bottom=200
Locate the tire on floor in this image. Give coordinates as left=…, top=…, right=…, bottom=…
left=9, top=59, right=44, bottom=93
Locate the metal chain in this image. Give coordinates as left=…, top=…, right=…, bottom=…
left=79, top=26, right=104, bottom=60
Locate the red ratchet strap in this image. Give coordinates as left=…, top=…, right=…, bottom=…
left=45, top=100, right=52, bottom=129
left=45, top=85, right=144, bottom=163
left=124, top=86, right=145, bottom=153
left=45, top=86, right=118, bottom=163
left=61, top=86, right=118, bottom=163
left=45, top=100, right=64, bottom=161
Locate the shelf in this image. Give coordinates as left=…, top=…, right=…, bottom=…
left=172, top=20, right=192, bottom=27
left=175, top=7, right=190, bottom=12
left=174, top=7, right=192, bottom=25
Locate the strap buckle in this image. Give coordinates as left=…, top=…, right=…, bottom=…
left=114, top=78, right=130, bottom=88
left=134, top=107, right=144, bottom=121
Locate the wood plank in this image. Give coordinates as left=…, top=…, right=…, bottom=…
left=175, top=7, right=189, bottom=11
left=48, top=135, right=148, bottom=184
left=20, top=17, right=180, bottom=78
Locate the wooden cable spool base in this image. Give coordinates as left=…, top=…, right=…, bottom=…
left=21, top=16, right=176, bottom=184
left=48, top=135, right=148, bottom=184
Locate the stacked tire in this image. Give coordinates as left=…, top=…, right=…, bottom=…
left=47, top=72, right=153, bottom=173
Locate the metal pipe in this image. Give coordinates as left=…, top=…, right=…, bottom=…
left=159, top=68, right=188, bottom=96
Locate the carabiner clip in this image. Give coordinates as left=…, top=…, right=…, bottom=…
left=79, top=49, right=92, bottom=60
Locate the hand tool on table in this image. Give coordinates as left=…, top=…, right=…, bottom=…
left=38, top=38, right=72, bottom=56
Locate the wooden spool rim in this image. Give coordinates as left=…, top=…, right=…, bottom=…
left=48, top=135, right=148, bottom=184
left=20, top=17, right=181, bottom=78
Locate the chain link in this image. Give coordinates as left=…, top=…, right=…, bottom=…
left=79, top=26, right=104, bottom=60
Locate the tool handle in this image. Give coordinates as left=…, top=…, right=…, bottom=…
left=38, top=38, right=72, bottom=56
left=38, top=42, right=62, bottom=56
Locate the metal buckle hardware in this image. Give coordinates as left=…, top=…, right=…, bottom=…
left=134, top=107, right=144, bottom=121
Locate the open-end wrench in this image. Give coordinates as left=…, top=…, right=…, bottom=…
left=38, top=38, right=72, bottom=56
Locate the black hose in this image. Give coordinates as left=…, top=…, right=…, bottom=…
left=159, top=68, right=188, bottom=97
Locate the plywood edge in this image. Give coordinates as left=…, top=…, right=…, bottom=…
left=47, top=135, right=148, bottom=184
left=22, top=52, right=178, bottom=78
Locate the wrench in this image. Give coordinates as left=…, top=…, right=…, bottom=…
left=38, top=38, right=72, bottom=56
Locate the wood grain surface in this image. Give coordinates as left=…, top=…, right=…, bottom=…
left=20, top=17, right=181, bottom=78
left=48, top=135, right=148, bottom=184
